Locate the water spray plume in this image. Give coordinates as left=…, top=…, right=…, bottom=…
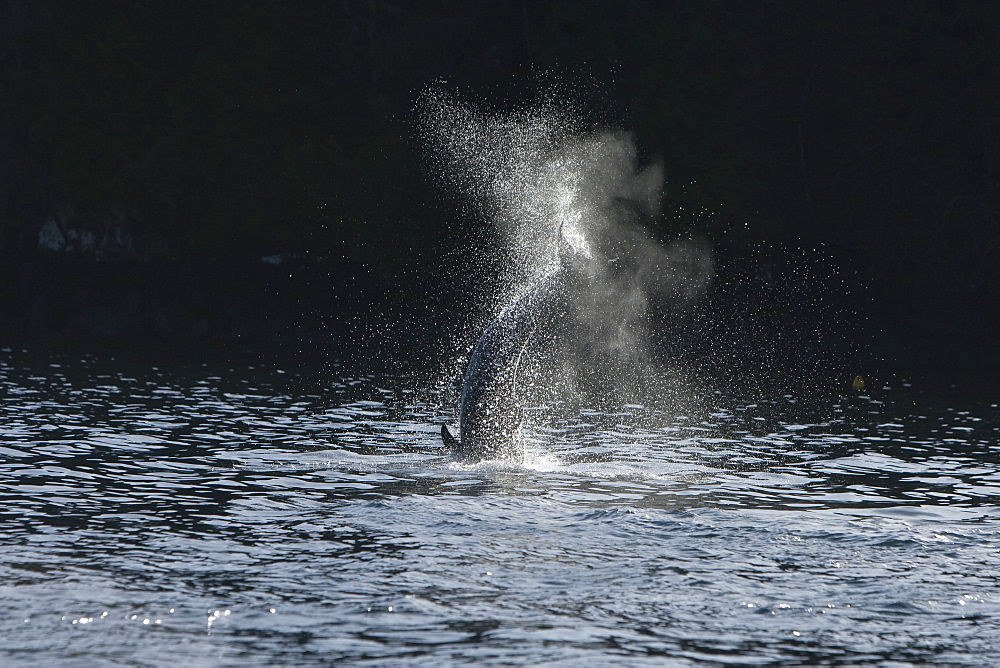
left=419, top=85, right=713, bottom=461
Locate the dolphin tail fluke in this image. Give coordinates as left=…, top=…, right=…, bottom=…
left=441, top=424, right=460, bottom=451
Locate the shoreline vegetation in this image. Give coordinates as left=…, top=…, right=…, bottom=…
left=2, top=241, right=995, bottom=396
left=2, top=2, right=997, bottom=391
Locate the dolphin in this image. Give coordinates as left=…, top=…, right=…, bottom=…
left=442, top=235, right=582, bottom=460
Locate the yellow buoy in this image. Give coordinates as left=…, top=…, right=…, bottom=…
left=852, top=375, right=866, bottom=391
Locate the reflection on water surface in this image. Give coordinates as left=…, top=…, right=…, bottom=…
left=2, top=349, right=999, bottom=665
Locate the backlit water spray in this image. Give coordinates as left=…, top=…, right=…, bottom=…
left=418, top=86, right=713, bottom=459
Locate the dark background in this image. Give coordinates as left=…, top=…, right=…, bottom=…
left=1, top=1, right=998, bottom=390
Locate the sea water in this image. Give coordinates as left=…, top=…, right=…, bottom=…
left=2, top=349, right=999, bottom=665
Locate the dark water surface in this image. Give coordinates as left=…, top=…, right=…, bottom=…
left=2, top=349, right=1000, bottom=666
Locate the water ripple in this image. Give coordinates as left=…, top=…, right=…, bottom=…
left=2, top=351, right=1000, bottom=664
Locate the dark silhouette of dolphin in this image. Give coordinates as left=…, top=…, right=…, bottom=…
left=442, top=235, right=581, bottom=460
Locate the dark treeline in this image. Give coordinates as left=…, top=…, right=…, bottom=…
left=1, top=1, right=998, bottom=383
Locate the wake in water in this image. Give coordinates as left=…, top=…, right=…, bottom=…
left=418, top=86, right=713, bottom=461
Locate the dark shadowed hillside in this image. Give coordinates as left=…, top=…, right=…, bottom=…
left=1, top=1, right=997, bottom=388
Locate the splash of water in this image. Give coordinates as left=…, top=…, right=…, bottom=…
left=418, top=85, right=714, bottom=448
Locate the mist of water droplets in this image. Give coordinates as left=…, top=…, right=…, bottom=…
left=417, top=84, right=715, bottom=433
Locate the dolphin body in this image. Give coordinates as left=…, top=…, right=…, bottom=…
left=442, top=241, right=581, bottom=460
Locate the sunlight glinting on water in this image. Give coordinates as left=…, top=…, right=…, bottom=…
left=3, top=351, right=1000, bottom=664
